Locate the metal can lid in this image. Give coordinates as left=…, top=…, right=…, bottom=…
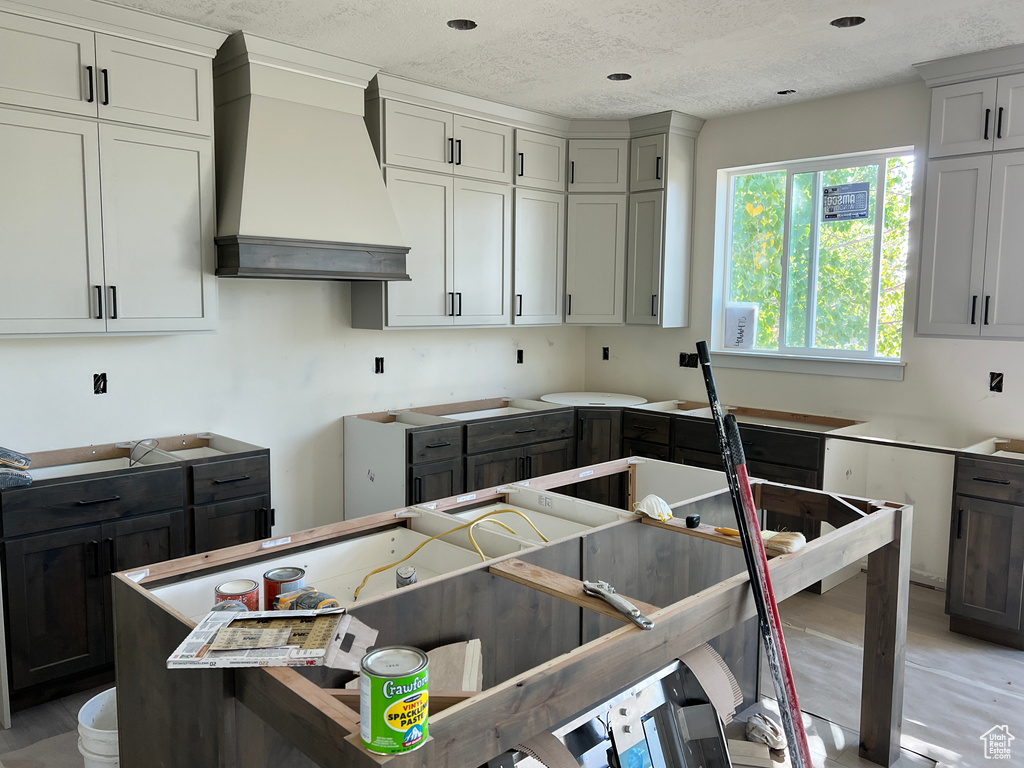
left=210, top=600, right=249, bottom=612
left=396, top=565, right=417, bottom=579
left=264, top=567, right=305, bottom=581
left=362, top=646, right=428, bottom=677
left=215, top=579, right=258, bottom=595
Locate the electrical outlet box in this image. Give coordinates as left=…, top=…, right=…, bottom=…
left=374, top=357, right=385, bottom=374
left=516, top=349, right=524, bottom=364
left=679, top=353, right=699, bottom=368
left=602, top=347, right=610, bottom=360
left=93, top=373, right=107, bottom=394
left=990, top=372, right=1004, bottom=392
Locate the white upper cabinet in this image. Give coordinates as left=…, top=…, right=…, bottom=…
left=930, top=75, right=1024, bottom=157
left=568, top=139, right=629, bottom=193
left=513, top=188, right=565, bottom=325
left=452, top=178, right=512, bottom=324
left=981, top=151, right=1024, bottom=337
left=565, top=194, right=627, bottom=324
left=630, top=134, right=666, bottom=191
left=382, top=101, right=513, bottom=182
left=625, top=191, right=665, bottom=325
left=514, top=130, right=567, bottom=191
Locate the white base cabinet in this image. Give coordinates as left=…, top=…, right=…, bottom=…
left=565, top=195, right=627, bottom=325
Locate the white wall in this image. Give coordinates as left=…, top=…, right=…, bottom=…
left=0, top=280, right=585, bottom=532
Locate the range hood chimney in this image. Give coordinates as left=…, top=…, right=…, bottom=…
left=213, top=33, right=409, bottom=281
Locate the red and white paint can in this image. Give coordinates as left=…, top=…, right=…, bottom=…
left=263, top=567, right=306, bottom=610
left=214, top=579, right=260, bottom=611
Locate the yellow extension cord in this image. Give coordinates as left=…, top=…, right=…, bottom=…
left=352, top=509, right=550, bottom=600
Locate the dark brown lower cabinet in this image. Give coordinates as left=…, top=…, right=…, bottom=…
left=575, top=408, right=624, bottom=508
left=466, top=440, right=575, bottom=492
left=408, top=459, right=463, bottom=505
left=193, top=495, right=271, bottom=554
left=623, top=438, right=670, bottom=461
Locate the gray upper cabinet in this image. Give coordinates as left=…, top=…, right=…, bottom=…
left=453, top=114, right=514, bottom=183
left=630, top=134, right=666, bottom=191
left=514, top=129, right=567, bottom=191
left=513, top=188, right=565, bottom=325
left=929, top=74, right=1024, bottom=158
left=568, top=138, right=629, bottom=193
left=565, top=194, right=627, bottom=324
left=625, top=190, right=665, bottom=325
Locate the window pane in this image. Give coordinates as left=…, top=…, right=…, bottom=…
left=729, top=171, right=786, bottom=350
left=877, top=156, right=914, bottom=359
left=785, top=172, right=815, bottom=347
left=814, top=166, right=877, bottom=351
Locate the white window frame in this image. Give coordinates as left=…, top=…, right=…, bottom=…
left=711, top=147, right=915, bottom=379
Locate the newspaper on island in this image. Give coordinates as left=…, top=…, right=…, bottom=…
left=166, top=607, right=377, bottom=670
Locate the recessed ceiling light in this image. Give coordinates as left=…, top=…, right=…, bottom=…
left=777, top=89, right=797, bottom=95
left=830, top=16, right=865, bottom=28
left=607, top=73, right=632, bottom=81
left=446, top=19, right=477, bottom=30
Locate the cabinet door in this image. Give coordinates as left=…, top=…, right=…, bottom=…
left=453, top=178, right=512, bottom=326
left=948, top=496, right=1024, bottom=631
left=0, top=109, right=106, bottom=334
left=466, top=447, right=522, bottom=491
left=575, top=408, right=624, bottom=507
left=454, top=115, right=513, bottom=183
left=630, top=134, right=666, bottom=191
left=565, top=195, right=627, bottom=324
left=383, top=101, right=454, bottom=174
left=515, top=130, right=566, bottom=191
left=524, top=439, right=574, bottom=479
left=917, top=155, right=990, bottom=336
left=625, top=190, right=666, bottom=325
left=3, top=526, right=106, bottom=689
left=95, top=35, right=211, bottom=135
left=98, top=125, right=216, bottom=332
left=994, top=73, right=1024, bottom=152
left=384, top=168, right=455, bottom=326
left=408, top=460, right=463, bottom=505
left=929, top=79, right=997, bottom=158
left=568, top=139, right=628, bottom=192
left=193, top=495, right=270, bottom=554
left=622, top=439, right=670, bottom=462
left=513, top=188, right=565, bottom=325
left=0, top=12, right=97, bottom=117
left=981, top=151, right=1024, bottom=338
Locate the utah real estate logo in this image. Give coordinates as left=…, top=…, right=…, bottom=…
left=980, top=725, right=1015, bottom=760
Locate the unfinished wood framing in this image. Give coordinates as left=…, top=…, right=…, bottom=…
left=113, top=458, right=911, bottom=768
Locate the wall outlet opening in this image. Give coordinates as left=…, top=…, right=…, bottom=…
left=93, top=373, right=107, bottom=394
left=990, top=372, right=1004, bottom=392
left=602, top=347, right=609, bottom=360
left=516, top=349, right=524, bottom=364
left=374, top=357, right=385, bottom=374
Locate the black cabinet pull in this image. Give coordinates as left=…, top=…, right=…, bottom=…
left=516, top=294, right=523, bottom=317
left=567, top=294, right=572, bottom=316
left=213, top=475, right=251, bottom=484
left=448, top=291, right=455, bottom=316
left=104, top=536, right=117, bottom=574
left=270, top=508, right=276, bottom=527
left=89, top=540, right=100, bottom=577
left=997, top=106, right=1004, bottom=139
left=518, top=455, right=525, bottom=480
left=95, top=285, right=103, bottom=319
left=655, top=156, right=662, bottom=180
left=973, top=475, right=1010, bottom=485
left=984, top=108, right=991, bottom=140
left=425, top=441, right=451, bottom=449
left=514, top=427, right=536, bottom=434
left=525, top=455, right=532, bottom=477
left=984, top=295, right=991, bottom=325
left=456, top=139, right=462, bottom=165
left=518, top=152, right=525, bottom=177
left=85, top=65, right=95, bottom=103
left=456, top=292, right=463, bottom=316
left=448, top=137, right=454, bottom=164
left=651, top=294, right=658, bottom=317
left=632, top=423, right=656, bottom=431
left=414, top=476, right=423, bottom=504
left=77, top=495, right=121, bottom=506
left=971, top=295, right=978, bottom=325
left=570, top=160, right=575, bottom=184
left=101, top=68, right=110, bottom=106
left=109, top=285, right=118, bottom=319
left=956, top=508, right=963, bottom=539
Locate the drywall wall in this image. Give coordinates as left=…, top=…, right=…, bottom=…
left=585, top=80, right=1024, bottom=585
left=0, top=280, right=585, bottom=532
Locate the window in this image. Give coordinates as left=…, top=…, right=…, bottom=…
left=718, top=150, right=914, bottom=362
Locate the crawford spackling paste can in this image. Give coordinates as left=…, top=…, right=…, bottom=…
left=360, top=646, right=428, bottom=754
left=263, top=567, right=306, bottom=610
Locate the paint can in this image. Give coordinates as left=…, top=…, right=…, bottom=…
left=209, top=600, right=249, bottom=612
left=293, top=589, right=340, bottom=610
left=360, top=646, right=429, bottom=754
left=396, top=565, right=417, bottom=588
left=263, top=567, right=306, bottom=610
left=214, top=579, right=259, bottom=611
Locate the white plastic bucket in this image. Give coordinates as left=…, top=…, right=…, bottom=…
left=78, top=687, right=118, bottom=761
left=78, top=737, right=119, bottom=768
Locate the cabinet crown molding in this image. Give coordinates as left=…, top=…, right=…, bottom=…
left=915, top=43, right=1024, bottom=87
left=628, top=110, right=704, bottom=139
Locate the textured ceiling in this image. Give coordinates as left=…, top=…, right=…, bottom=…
left=113, top=0, right=1024, bottom=119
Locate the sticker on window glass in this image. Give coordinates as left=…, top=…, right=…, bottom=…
left=822, top=182, right=870, bottom=221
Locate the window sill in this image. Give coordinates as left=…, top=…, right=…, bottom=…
left=710, top=350, right=905, bottom=381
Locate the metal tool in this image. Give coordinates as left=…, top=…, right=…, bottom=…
left=582, top=580, right=654, bottom=630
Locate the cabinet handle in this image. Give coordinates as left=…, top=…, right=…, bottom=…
left=414, top=476, right=423, bottom=504
left=89, top=540, right=100, bottom=577
left=567, top=294, right=572, bottom=316
left=973, top=475, right=1010, bottom=485
left=651, top=294, right=658, bottom=317
left=655, top=156, right=662, bottom=180
left=109, top=285, right=118, bottom=319
left=425, top=441, right=451, bottom=449
left=997, top=106, right=1004, bottom=139
left=95, top=285, right=103, bottom=319
left=514, top=427, right=536, bottom=434
left=85, top=66, right=95, bottom=103
left=570, top=160, right=575, bottom=184
left=101, top=68, right=110, bottom=106
left=270, top=508, right=276, bottom=527
left=77, top=495, right=121, bottom=506
left=971, top=295, right=978, bottom=325
left=984, top=295, right=991, bottom=325
left=984, top=108, right=991, bottom=140
left=956, top=508, right=963, bottom=539
left=104, top=536, right=117, bottom=574
left=448, top=291, right=455, bottom=316
left=456, top=292, right=463, bottom=316
left=456, top=139, right=462, bottom=166
left=525, top=455, right=532, bottom=477
left=518, top=455, right=525, bottom=480
left=516, top=294, right=523, bottom=317
left=632, top=424, right=656, bottom=431
left=213, top=475, right=251, bottom=484
left=518, top=152, right=525, bottom=177
left=448, top=137, right=454, bottom=164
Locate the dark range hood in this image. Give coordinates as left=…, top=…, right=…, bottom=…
left=212, top=33, right=410, bottom=282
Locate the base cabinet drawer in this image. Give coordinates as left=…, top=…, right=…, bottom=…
left=955, top=457, right=1024, bottom=504
left=622, top=411, right=671, bottom=445
left=193, top=495, right=271, bottom=554
left=623, top=439, right=670, bottom=461
left=191, top=456, right=270, bottom=506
